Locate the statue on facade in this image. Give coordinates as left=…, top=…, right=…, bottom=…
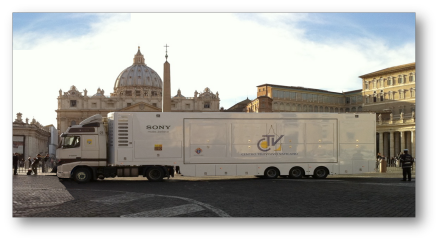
left=378, top=114, right=382, bottom=122
left=83, top=89, right=88, bottom=96
left=26, top=118, right=29, bottom=124
left=59, top=89, right=62, bottom=97
left=390, top=112, right=393, bottom=121
left=411, top=110, right=415, bottom=119
left=400, top=112, right=404, bottom=120
left=194, top=90, right=198, bottom=98
left=216, top=91, right=219, bottom=99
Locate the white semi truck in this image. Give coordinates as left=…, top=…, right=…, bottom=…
left=56, top=112, right=377, bottom=183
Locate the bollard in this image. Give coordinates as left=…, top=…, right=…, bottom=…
left=380, top=159, right=387, bottom=173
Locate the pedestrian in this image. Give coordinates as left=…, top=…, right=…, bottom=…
left=51, top=157, right=58, bottom=173
left=176, top=166, right=181, bottom=174
left=13, top=153, right=19, bottom=175
left=31, top=154, right=41, bottom=175
left=42, top=154, right=50, bottom=173
left=399, top=149, right=414, bottom=181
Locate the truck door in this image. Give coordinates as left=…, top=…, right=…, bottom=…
left=61, top=135, right=82, bottom=162
left=82, top=135, right=99, bottom=159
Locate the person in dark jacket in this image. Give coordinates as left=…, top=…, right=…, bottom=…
left=399, top=149, right=414, bottom=181
left=13, top=153, right=19, bottom=175
left=42, top=154, right=50, bottom=173
left=31, top=154, right=41, bottom=175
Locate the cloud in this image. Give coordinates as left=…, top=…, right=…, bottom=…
left=13, top=13, right=415, bottom=126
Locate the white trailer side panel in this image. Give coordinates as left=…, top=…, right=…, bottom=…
left=106, top=112, right=376, bottom=176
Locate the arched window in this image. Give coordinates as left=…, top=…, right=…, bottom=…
left=71, top=120, right=76, bottom=126
left=351, top=107, right=356, bottom=112
left=345, top=108, right=350, bottom=112
left=297, top=105, right=301, bottom=112
left=314, top=106, right=318, bottom=112
left=330, top=107, right=334, bottom=113
left=325, top=107, right=329, bottom=112
left=358, top=106, right=362, bottom=112
left=319, top=106, right=323, bottom=112
left=308, top=105, right=312, bottom=112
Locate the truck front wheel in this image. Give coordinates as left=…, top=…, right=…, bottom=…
left=73, top=167, right=92, bottom=183
left=146, top=167, right=164, bottom=182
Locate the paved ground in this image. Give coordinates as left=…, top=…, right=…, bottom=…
left=12, top=171, right=415, bottom=218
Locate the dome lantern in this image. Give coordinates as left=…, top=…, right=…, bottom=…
left=133, top=46, right=146, bottom=65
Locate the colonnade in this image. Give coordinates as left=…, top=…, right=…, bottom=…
left=377, top=130, right=416, bottom=159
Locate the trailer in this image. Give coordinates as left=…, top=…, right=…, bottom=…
left=56, top=112, right=376, bottom=183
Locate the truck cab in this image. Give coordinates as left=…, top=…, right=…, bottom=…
left=56, top=114, right=107, bottom=180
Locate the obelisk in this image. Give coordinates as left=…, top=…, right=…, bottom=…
left=162, top=44, right=171, bottom=112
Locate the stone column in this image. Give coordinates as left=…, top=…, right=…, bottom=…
left=378, top=132, right=384, bottom=156
left=400, top=131, right=405, bottom=153
left=384, top=133, right=389, bottom=159
left=389, top=131, right=394, bottom=157
left=411, top=130, right=416, bottom=158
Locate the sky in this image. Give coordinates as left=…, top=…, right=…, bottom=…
left=12, top=12, right=415, bottom=126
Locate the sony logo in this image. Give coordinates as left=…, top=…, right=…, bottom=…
left=146, top=125, right=171, bottom=130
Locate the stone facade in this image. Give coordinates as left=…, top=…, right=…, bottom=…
left=171, top=88, right=220, bottom=112
left=56, top=47, right=220, bottom=134
left=360, top=62, right=416, bottom=158
left=245, top=84, right=363, bottom=113
left=246, top=96, right=273, bottom=113
left=12, top=113, right=52, bottom=161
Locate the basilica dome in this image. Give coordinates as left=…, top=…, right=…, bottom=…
left=114, top=47, right=162, bottom=90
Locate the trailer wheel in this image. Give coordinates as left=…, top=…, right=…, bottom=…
left=264, top=167, right=279, bottom=179
left=313, top=167, right=329, bottom=179
left=289, top=167, right=304, bottom=179
left=146, top=167, right=164, bottom=182
left=73, top=167, right=91, bottom=183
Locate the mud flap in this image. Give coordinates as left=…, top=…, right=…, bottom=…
left=167, top=167, right=174, bottom=179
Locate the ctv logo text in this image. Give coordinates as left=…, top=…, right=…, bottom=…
left=257, top=135, right=284, bottom=152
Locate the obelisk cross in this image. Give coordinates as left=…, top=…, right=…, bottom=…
left=164, top=44, right=169, bottom=60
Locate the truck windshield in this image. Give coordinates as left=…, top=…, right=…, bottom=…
left=62, top=136, right=81, bottom=148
